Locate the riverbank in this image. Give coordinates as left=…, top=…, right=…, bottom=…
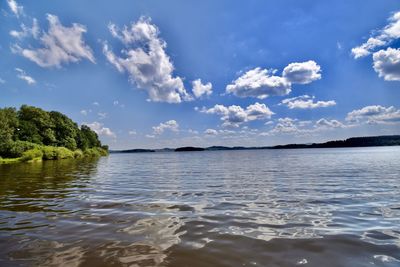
left=0, top=145, right=108, bottom=164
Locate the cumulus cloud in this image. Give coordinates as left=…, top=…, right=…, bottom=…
left=372, top=47, right=400, bottom=81
left=263, top=117, right=347, bottom=136
left=346, top=105, right=400, bottom=124
left=84, top=122, right=116, bottom=138
left=352, top=11, right=400, bottom=58
left=7, top=0, right=23, bottom=17
left=280, top=95, right=336, bottom=109
left=268, top=118, right=302, bottom=135
left=282, top=61, right=321, bottom=84
left=226, top=61, right=321, bottom=99
left=192, top=79, right=212, bottom=98
left=15, top=68, right=36, bottom=85
left=226, top=68, right=291, bottom=99
left=200, top=102, right=274, bottom=127
left=103, top=17, right=192, bottom=103
left=12, top=14, right=95, bottom=68
left=204, top=129, right=218, bottom=136
left=315, top=118, right=344, bottom=128
left=152, top=120, right=179, bottom=134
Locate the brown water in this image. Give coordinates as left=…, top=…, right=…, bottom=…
left=0, top=147, right=400, bottom=267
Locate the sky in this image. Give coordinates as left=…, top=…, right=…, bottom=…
left=1, top=0, right=400, bottom=149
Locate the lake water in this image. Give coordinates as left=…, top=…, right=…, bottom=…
left=0, top=147, right=400, bottom=267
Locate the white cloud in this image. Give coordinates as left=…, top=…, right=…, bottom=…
left=84, top=122, right=116, bottom=138
left=263, top=117, right=347, bottom=136
left=372, top=47, right=400, bottom=81
left=128, top=130, right=137, bottom=135
left=268, top=118, right=302, bottom=135
left=352, top=11, right=400, bottom=58
left=226, top=68, right=291, bottom=99
left=103, top=17, right=192, bottom=103
left=15, top=68, right=36, bottom=85
left=7, top=0, right=23, bottom=17
left=315, top=118, right=344, bottom=128
left=80, top=109, right=91, bottom=116
left=10, top=19, right=39, bottom=39
left=152, top=120, right=179, bottom=134
left=188, top=129, right=199, bottom=135
left=113, top=100, right=125, bottom=108
left=12, top=14, right=95, bottom=68
left=281, top=95, right=336, bottom=109
left=204, top=129, right=218, bottom=136
left=98, top=112, right=107, bottom=120
left=192, top=79, right=212, bottom=98
left=346, top=105, right=400, bottom=124
left=0, top=78, right=5, bottom=84
left=92, top=101, right=99, bottom=106
left=226, top=60, right=321, bottom=99
left=200, top=102, right=274, bottom=127
left=282, top=60, right=321, bottom=84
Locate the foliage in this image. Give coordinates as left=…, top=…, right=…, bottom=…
left=84, top=147, right=108, bottom=157
left=0, top=105, right=108, bottom=162
left=0, top=141, right=41, bottom=158
left=21, top=148, right=43, bottom=162
left=54, top=147, right=75, bottom=159
left=0, top=107, right=18, bottom=145
left=73, top=149, right=84, bottom=158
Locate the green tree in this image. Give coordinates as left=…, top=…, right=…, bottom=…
left=79, top=125, right=101, bottom=149
left=17, top=105, right=54, bottom=144
left=0, top=107, right=18, bottom=144
left=50, top=111, right=79, bottom=150
left=0, top=105, right=107, bottom=159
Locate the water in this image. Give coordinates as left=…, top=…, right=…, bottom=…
left=0, top=147, right=400, bottom=267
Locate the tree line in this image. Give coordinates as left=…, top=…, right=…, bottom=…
left=0, top=105, right=108, bottom=161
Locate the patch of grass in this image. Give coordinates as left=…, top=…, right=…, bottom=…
left=0, top=157, right=22, bottom=164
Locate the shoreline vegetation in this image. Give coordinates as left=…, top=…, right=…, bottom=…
left=110, top=135, right=400, bottom=153
left=0, top=105, right=108, bottom=164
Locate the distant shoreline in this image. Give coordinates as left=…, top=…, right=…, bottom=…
left=110, top=135, right=400, bottom=153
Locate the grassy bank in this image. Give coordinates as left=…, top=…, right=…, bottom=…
left=0, top=142, right=108, bottom=164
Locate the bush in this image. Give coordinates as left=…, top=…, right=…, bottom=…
left=83, top=148, right=101, bottom=157
left=21, top=148, right=43, bottom=162
left=0, top=141, right=40, bottom=158
left=41, top=146, right=74, bottom=160
left=42, top=146, right=57, bottom=160
left=83, top=147, right=108, bottom=157
left=55, top=147, right=74, bottom=159
left=73, top=149, right=83, bottom=158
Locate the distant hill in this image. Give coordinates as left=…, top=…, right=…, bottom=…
left=272, top=135, right=400, bottom=149
left=110, top=149, right=155, bottom=153
left=175, top=147, right=205, bottom=152
left=110, top=135, right=400, bottom=153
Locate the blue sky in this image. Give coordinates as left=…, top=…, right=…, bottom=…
left=1, top=0, right=400, bottom=149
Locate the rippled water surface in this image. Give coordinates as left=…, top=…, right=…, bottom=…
left=1, top=147, right=400, bottom=267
